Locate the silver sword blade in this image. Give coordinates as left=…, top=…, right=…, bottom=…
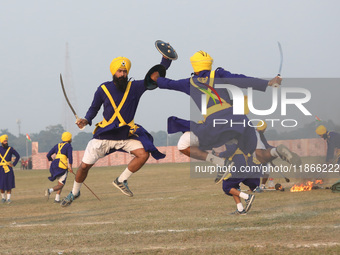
left=60, top=73, right=78, bottom=117
left=277, top=41, right=283, bottom=75
left=60, top=74, right=85, bottom=130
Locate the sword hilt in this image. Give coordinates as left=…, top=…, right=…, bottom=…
left=75, top=115, right=85, bottom=130
left=272, top=74, right=281, bottom=88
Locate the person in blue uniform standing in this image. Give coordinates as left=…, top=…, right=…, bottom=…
left=0, top=134, right=20, bottom=204
left=61, top=56, right=171, bottom=207
left=152, top=50, right=282, bottom=180
left=45, top=132, right=73, bottom=203
left=316, top=125, right=340, bottom=164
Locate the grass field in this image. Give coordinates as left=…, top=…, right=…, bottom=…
left=1, top=163, right=339, bottom=255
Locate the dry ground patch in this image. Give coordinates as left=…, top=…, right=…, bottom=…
left=0, top=163, right=339, bottom=254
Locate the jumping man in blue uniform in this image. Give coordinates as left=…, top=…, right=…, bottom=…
left=151, top=51, right=282, bottom=182
left=61, top=56, right=171, bottom=207
left=0, top=135, right=20, bottom=204
left=45, top=132, right=73, bottom=203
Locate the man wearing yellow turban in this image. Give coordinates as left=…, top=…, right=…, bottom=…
left=152, top=50, right=282, bottom=164
left=150, top=50, right=283, bottom=213
left=61, top=54, right=173, bottom=207
left=0, top=134, right=20, bottom=204
left=45, top=132, right=73, bottom=203
left=109, top=57, right=132, bottom=92
left=316, top=125, right=340, bottom=164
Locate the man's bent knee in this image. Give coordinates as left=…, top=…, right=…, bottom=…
left=180, top=148, right=190, bottom=157
left=177, top=131, right=199, bottom=151
left=131, top=148, right=150, bottom=162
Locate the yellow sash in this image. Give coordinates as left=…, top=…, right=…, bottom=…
left=93, top=82, right=138, bottom=135
left=228, top=148, right=251, bottom=164
left=55, top=143, right=68, bottom=169
left=0, top=147, right=11, bottom=173
left=190, top=71, right=231, bottom=120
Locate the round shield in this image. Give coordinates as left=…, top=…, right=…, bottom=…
left=144, top=64, right=166, bottom=90
left=155, top=40, right=178, bottom=60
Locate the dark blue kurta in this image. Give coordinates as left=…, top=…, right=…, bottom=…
left=222, top=153, right=260, bottom=195
left=84, top=58, right=171, bottom=160
left=0, top=146, right=20, bottom=190
left=157, top=68, right=268, bottom=153
left=46, top=142, right=73, bottom=182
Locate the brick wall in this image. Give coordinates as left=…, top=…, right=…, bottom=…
left=268, top=138, right=327, bottom=157
left=31, top=138, right=327, bottom=170
left=31, top=142, right=190, bottom=170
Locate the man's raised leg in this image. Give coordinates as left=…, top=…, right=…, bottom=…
left=113, top=148, right=149, bottom=197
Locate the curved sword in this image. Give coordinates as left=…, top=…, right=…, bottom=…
left=60, top=74, right=85, bottom=130
left=272, top=42, right=283, bottom=88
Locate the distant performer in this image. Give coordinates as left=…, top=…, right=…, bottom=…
left=0, top=135, right=20, bottom=204
left=45, top=132, right=73, bottom=203
left=316, top=125, right=340, bottom=164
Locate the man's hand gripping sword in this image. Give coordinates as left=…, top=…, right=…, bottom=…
left=60, top=74, right=85, bottom=130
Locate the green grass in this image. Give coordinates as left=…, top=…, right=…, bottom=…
left=0, top=163, right=339, bottom=255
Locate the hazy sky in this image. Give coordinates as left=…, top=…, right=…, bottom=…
left=1, top=0, right=339, bottom=137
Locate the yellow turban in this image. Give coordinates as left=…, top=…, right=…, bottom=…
left=316, top=125, right=327, bottom=136
left=110, top=57, right=131, bottom=75
left=0, top=134, right=8, bottom=143
left=256, top=120, right=267, bottom=131
left=62, top=132, right=72, bottom=142
left=190, top=51, right=213, bottom=73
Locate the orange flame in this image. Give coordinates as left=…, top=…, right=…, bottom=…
left=290, top=181, right=314, bottom=192
left=315, top=179, right=323, bottom=184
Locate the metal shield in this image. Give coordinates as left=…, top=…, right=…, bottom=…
left=155, top=40, right=178, bottom=60
left=144, top=64, right=166, bottom=90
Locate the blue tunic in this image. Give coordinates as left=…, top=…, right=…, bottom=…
left=157, top=68, right=268, bottom=153
left=222, top=153, right=260, bottom=195
left=84, top=58, right=171, bottom=160
left=0, top=146, right=20, bottom=190
left=46, top=142, right=73, bottom=182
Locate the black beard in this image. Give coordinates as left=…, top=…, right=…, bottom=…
left=113, top=76, right=128, bottom=92
left=2, top=143, right=9, bottom=149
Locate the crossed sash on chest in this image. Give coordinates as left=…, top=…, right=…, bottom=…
left=190, top=70, right=231, bottom=121
left=0, top=147, right=11, bottom=173
left=93, top=82, right=138, bottom=136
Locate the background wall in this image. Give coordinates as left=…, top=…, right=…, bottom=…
left=31, top=139, right=327, bottom=170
